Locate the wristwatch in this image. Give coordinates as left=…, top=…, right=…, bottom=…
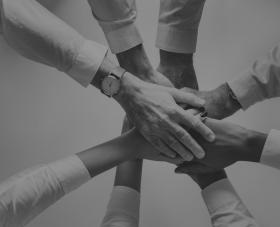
left=101, top=67, right=126, bottom=97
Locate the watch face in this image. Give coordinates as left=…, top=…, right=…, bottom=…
left=101, top=75, right=121, bottom=96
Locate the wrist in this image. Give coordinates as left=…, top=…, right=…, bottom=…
left=159, top=49, right=193, bottom=67
left=245, top=130, right=267, bottom=162
left=193, top=171, right=227, bottom=190
left=207, top=83, right=241, bottom=119
left=116, top=44, right=154, bottom=81
left=91, top=55, right=115, bottom=89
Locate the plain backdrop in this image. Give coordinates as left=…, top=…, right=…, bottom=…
left=1, top=0, right=280, bottom=226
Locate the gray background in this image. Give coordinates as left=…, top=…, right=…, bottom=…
left=0, top=0, right=280, bottom=226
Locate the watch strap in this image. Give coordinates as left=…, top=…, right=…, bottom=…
left=109, top=67, right=126, bottom=80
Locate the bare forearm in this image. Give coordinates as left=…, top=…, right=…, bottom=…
left=116, top=44, right=154, bottom=80
left=114, top=160, right=143, bottom=192
left=158, top=50, right=198, bottom=90
left=77, top=130, right=144, bottom=177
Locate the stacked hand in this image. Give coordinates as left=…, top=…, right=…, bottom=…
left=116, top=72, right=215, bottom=161
left=176, top=118, right=266, bottom=174
left=181, top=84, right=241, bottom=119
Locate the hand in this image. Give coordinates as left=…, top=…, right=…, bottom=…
left=181, top=118, right=266, bottom=173
left=140, top=148, right=183, bottom=165
left=181, top=84, right=241, bottom=119
left=127, top=129, right=183, bottom=165
left=175, top=165, right=227, bottom=190
left=122, top=116, right=183, bottom=164
left=115, top=73, right=215, bottom=161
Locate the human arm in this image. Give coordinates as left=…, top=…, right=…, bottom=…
left=175, top=169, right=259, bottom=227
left=0, top=129, right=181, bottom=227
left=0, top=0, right=108, bottom=88
left=0, top=0, right=214, bottom=161
left=100, top=159, right=143, bottom=227
left=176, top=118, right=280, bottom=173
left=182, top=43, right=280, bottom=119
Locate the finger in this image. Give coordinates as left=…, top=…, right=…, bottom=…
left=179, top=110, right=215, bottom=142
left=166, top=134, right=194, bottom=161
left=171, top=124, right=205, bottom=159
left=180, top=87, right=198, bottom=95
left=185, top=108, right=201, bottom=116
left=169, top=88, right=205, bottom=107
left=157, top=154, right=183, bottom=165
left=152, top=139, right=177, bottom=158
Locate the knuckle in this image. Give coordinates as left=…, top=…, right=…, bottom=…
left=174, top=129, right=185, bottom=139
left=191, top=118, right=201, bottom=129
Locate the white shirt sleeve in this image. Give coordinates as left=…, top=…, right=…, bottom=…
left=100, top=186, right=140, bottom=227
left=202, top=179, right=259, bottom=227
left=0, top=155, right=91, bottom=227
left=228, top=44, right=280, bottom=110
left=156, top=0, right=206, bottom=53
left=0, top=0, right=108, bottom=87
left=260, top=129, right=280, bottom=170
left=88, top=0, right=142, bottom=54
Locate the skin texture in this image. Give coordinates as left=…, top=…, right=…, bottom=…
left=77, top=129, right=182, bottom=178
left=176, top=118, right=267, bottom=174
left=176, top=168, right=227, bottom=190
left=114, top=44, right=215, bottom=161
left=181, top=84, right=242, bottom=119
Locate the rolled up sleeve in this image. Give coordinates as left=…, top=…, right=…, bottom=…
left=260, top=129, right=280, bottom=170
left=101, top=186, right=140, bottom=227
left=88, top=0, right=142, bottom=54
left=0, top=0, right=108, bottom=88
left=0, top=155, right=91, bottom=227
left=156, top=0, right=206, bottom=53
left=228, top=44, right=280, bottom=110
left=202, top=179, right=259, bottom=227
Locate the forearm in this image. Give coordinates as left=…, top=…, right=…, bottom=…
left=114, top=160, right=143, bottom=192
left=190, top=170, right=227, bottom=190
left=116, top=44, right=154, bottom=81
left=202, top=178, right=260, bottom=227
left=1, top=0, right=107, bottom=88
left=158, top=50, right=198, bottom=89
left=101, top=160, right=143, bottom=227
left=228, top=43, right=280, bottom=110
left=246, top=130, right=267, bottom=163
left=77, top=130, right=145, bottom=177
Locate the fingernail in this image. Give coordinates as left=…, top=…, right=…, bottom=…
left=197, top=152, right=205, bottom=159
left=207, top=133, right=215, bottom=142
left=185, top=155, right=194, bottom=161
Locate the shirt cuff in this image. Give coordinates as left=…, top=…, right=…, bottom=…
left=156, top=25, right=197, bottom=53
left=67, top=40, right=108, bottom=87
left=101, top=23, right=143, bottom=54
left=228, top=71, right=265, bottom=110
left=106, top=186, right=140, bottom=220
left=260, top=129, right=280, bottom=169
left=201, top=178, right=240, bottom=215
left=48, top=155, right=91, bottom=194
